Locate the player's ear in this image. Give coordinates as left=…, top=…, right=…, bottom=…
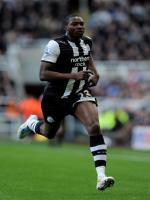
left=64, top=24, right=69, bottom=32
left=64, top=25, right=67, bottom=31
left=64, top=15, right=70, bottom=32
left=63, top=21, right=68, bottom=32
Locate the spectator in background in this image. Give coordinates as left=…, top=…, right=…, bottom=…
left=0, top=70, right=16, bottom=97
left=18, top=93, right=43, bottom=120
left=5, top=99, right=20, bottom=119
left=0, top=70, right=19, bottom=123
left=99, top=107, right=135, bottom=146
left=0, top=34, right=7, bottom=54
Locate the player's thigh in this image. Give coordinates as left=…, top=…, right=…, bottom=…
left=74, top=101, right=99, bottom=127
left=41, top=93, right=64, bottom=124
left=41, top=94, right=64, bottom=137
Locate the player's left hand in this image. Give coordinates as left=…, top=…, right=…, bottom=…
left=88, top=73, right=100, bottom=87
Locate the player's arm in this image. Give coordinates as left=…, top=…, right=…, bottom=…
left=40, top=61, right=90, bottom=81
left=40, top=40, right=91, bottom=81
left=87, top=55, right=100, bottom=87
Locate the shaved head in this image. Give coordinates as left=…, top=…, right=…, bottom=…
left=65, top=15, right=84, bottom=26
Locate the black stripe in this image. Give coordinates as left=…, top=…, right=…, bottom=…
left=90, top=135, right=105, bottom=147
left=95, top=160, right=106, bottom=167
left=35, top=121, right=44, bottom=134
left=71, top=80, right=81, bottom=94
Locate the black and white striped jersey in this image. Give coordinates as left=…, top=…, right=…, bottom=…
left=41, top=34, right=92, bottom=98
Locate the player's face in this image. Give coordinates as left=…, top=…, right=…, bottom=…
left=66, top=17, right=85, bottom=39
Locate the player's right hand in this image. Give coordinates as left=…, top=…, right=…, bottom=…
left=72, top=70, right=91, bottom=81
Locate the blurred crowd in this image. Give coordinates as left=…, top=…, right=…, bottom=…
left=92, top=76, right=150, bottom=146
left=0, top=0, right=149, bottom=60
left=92, top=77, right=150, bottom=99
left=0, top=0, right=66, bottom=52
left=0, top=70, right=16, bottom=97
left=99, top=106, right=150, bottom=146
left=89, top=0, right=150, bottom=60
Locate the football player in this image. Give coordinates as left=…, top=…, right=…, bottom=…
left=18, top=15, right=115, bottom=191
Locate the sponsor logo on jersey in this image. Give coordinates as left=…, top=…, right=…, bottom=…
left=71, top=56, right=89, bottom=63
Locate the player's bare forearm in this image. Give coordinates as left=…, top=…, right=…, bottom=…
left=88, top=56, right=100, bottom=78
left=40, top=61, right=90, bottom=81
left=87, top=56, right=100, bottom=87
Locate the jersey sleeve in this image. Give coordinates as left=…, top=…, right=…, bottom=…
left=41, top=40, right=60, bottom=63
left=83, top=36, right=93, bottom=54
left=87, top=36, right=93, bottom=49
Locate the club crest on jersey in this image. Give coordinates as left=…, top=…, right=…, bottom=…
left=47, top=116, right=55, bottom=123
left=59, top=41, right=66, bottom=44
left=44, top=46, right=50, bottom=56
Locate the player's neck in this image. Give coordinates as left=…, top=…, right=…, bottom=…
left=66, top=32, right=81, bottom=43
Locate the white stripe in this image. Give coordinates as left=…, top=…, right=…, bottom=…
left=73, top=96, right=96, bottom=107
left=80, top=39, right=90, bottom=55
left=68, top=41, right=79, bottom=56
left=61, top=67, right=78, bottom=97
left=76, top=79, right=85, bottom=92
left=76, top=66, right=87, bottom=93
left=90, top=144, right=107, bottom=152
left=62, top=79, right=75, bottom=97
left=94, top=155, right=107, bottom=161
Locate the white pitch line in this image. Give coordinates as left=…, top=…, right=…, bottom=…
left=109, top=154, right=150, bottom=163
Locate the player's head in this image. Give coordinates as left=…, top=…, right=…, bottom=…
left=65, top=15, right=85, bottom=39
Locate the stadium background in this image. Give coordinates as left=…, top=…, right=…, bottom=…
left=0, top=0, right=150, bottom=149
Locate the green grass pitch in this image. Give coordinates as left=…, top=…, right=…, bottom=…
left=0, top=141, right=150, bottom=200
